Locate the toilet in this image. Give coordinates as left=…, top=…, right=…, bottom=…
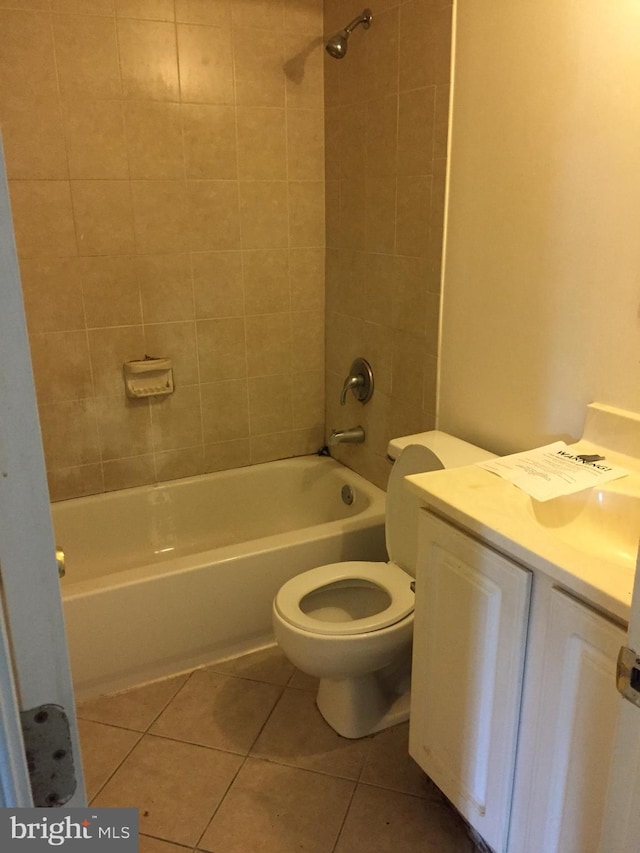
left=272, top=430, right=495, bottom=739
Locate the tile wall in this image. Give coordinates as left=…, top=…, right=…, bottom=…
left=323, top=0, right=452, bottom=488
left=1, top=0, right=325, bottom=500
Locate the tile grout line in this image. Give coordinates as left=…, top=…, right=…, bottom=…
left=84, top=669, right=194, bottom=803
left=329, top=773, right=359, bottom=853
left=188, top=677, right=290, bottom=853
left=157, top=673, right=289, bottom=852
left=192, top=750, right=250, bottom=853
left=79, top=650, right=477, bottom=850
left=87, top=729, right=145, bottom=806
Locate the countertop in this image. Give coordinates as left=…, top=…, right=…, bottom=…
left=405, top=440, right=640, bottom=624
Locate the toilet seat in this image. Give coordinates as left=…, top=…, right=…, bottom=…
left=274, top=561, right=414, bottom=636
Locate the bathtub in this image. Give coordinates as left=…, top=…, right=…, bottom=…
left=53, top=455, right=387, bottom=701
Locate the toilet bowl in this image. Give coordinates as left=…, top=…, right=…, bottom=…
left=273, top=430, right=495, bottom=739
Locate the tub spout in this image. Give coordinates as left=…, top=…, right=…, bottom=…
left=328, top=426, right=365, bottom=446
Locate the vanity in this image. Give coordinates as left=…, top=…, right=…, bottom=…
left=405, top=404, right=639, bottom=853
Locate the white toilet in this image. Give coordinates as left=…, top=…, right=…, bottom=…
left=272, top=430, right=495, bottom=739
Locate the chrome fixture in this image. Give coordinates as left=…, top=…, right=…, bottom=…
left=329, top=426, right=365, bottom=446
left=341, top=484, right=355, bottom=505
left=340, top=357, right=374, bottom=405
left=56, top=546, right=65, bottom=578
left=326, top=9, right=372, bottom=59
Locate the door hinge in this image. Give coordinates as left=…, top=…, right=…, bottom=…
left=616, top=646, right=640, bottom=709
left=20, top=704, right=76, bottom=806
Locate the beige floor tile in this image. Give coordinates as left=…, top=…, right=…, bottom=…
left=287, top=667, right=319, bottom=692
left=139, top=836, right=191, bottom=853
left=208, top=645, right=295, bottom=685
left=77, top=650, right=476, bottom=853
left=77, top=675, right=189, bottom=732
left=250, top=687, right=370, bottom=780
left=360, top=722, right=439, bottom=798
left=334, top=783, right=475, bottom=853
left=199, top=757, right=354, bottom=853
left=93, top=734, right=243, bottom=847
left=78, top=719, right=141, bottom=800
left=150, top=669, right=282, bottom=754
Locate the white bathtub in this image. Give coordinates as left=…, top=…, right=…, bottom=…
left=53, top=456, right=387, bottom=701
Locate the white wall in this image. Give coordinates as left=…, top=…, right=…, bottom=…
left=438, top=0, right=640, bottom=455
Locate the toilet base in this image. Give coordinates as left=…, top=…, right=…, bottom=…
left=316, top=671, right=411, bottom=739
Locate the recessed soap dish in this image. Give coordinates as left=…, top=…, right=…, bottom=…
left=124, top=356, right=174, bottom=399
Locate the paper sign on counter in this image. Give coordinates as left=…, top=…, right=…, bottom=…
left=477, top=441, right=630, bottom=502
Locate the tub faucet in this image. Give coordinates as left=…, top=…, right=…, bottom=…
left=328, top=426, right=365, bottom=446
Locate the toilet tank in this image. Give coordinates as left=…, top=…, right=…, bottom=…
left=385, top=431, right=496, bottom=576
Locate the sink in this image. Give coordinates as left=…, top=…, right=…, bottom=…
left=528, top=489, right=640, bottom=569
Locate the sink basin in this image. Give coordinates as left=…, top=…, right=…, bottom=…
left=529, top=489, right=640, bottom=569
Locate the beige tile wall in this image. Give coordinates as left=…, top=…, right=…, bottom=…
left=323, top=0, right=452, bottom=488
left=1, top=0, right=325, bottom=500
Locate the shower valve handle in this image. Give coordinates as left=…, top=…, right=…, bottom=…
left=339, top=358, right=374, bottom=405
left=340, top=374, right=364, bottom=405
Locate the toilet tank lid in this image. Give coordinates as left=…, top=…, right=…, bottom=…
left=386, top=430, right=496, bottom=465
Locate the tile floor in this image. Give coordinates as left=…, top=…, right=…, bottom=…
left=77, top=647, right=479, bottom=853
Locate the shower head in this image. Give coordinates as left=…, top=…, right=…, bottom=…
left=326, top=9, right=372, bottom=59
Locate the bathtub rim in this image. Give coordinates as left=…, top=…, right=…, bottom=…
left=59, top=455, right=387, bottom=599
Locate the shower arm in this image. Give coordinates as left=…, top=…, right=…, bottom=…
left=344, top=11, right=372, bottom=36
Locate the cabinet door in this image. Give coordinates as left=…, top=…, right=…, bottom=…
left=524, top=587, right=625, bottom=853
left=409, top=512, right=531, bottom=853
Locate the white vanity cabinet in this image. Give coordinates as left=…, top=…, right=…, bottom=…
left=409, top=510, right=531, bottom=853
left=509, top=583, right=625, bottom=853
left=410, top=507, right=627, bottom=853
